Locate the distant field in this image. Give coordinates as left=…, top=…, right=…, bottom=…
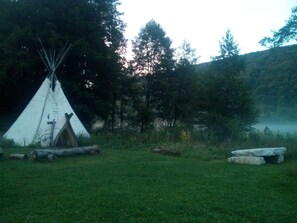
left=0, top=148, right=296, bottom=223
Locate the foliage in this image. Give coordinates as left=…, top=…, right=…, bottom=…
left=90, top=128, right=297, bottom=160
left=163, top=41, right=201, bottom=126
left=131, top=20, right=175, bottom=132
left=0, top=0, right=126, bottom=126
left=179, top=129, right=191, bottom=144
left=244, top=44, right=297, bottom=121
left=257, top=2, right=297, bottom=120
left=213, top=29, right=240, bottom=60
left=197, top=44, right=297, bottom=123
left=130, top=28, right=202, bottom=132
left=2, top=0, right=295, bottom=142
left=260, top=6, right=297, bottom=47
left=200, top=30, right=258, bottom=139
left=0, top=137, right=16, bottom=148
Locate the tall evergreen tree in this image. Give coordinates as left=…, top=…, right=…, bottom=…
left=203, top=30, right=258, bottom=139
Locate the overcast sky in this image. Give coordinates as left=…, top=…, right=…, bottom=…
left=118, top=0, right=296, bottom=62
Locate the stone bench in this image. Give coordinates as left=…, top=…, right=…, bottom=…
left=228, top=147, right=286, bottom=165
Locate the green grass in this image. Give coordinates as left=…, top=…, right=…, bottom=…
left=1, top=147, right=297, bottom=223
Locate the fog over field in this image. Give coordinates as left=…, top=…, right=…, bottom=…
left=254, top=122, right=297, bottom=134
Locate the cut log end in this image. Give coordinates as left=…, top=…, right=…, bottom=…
left=47, top=153, right=57, bottom=161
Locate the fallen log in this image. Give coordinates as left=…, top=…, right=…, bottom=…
left=151, top=147, right=181, bottom=157
left=28, top=144, right=100, bottom=160
left=9, top=154, right=27, bottom=160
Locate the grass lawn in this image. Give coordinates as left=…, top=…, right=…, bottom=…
left=0, top=147, right=297, bottom=223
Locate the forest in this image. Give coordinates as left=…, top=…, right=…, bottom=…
left=0, top=0, right=296, bottom=141
left=244, top=44, right=297, bottom=121
left=197, top=44, right=297, bottom=122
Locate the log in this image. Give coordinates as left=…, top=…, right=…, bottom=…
left=151, top=147, right=181, bottom=157
left=9, top=154, right=27, bottom=160
left=28, top=145, right=100, bottom=160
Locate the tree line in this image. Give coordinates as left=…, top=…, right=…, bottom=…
left=2, top=0, right=282, bottom=140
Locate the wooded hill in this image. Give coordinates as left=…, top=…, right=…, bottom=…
left=197, top=44, right=297, bottom=122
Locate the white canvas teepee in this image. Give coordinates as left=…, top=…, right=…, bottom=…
left=4, top=43, right=90, bottom=147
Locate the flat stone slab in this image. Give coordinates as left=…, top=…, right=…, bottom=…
left=231, top=147, right=286, bottom=157
left=228, top=156, right=265, bottom=165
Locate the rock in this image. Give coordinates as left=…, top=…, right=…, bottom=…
left=228, top=156, right=265, bottom=165
left=228, top=147, right=286, bottom=165
left=276, top=155, right=284, bottom=163
left=231, top=147, right=286, bottom=157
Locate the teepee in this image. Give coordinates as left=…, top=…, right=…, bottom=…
left=4, top=43, right=90, bottom=147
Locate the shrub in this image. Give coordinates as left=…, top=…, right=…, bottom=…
left=180, top=129, right=191, bottom=143
left=0, top=137, right=16, bottom=148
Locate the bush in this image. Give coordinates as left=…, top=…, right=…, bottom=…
left=0, top=137, right=16, bottom=148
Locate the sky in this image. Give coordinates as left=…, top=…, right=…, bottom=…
left=118, top=0, right=297, bottom=62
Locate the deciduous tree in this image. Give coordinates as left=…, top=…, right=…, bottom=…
left=260, top=5, right=297, bottom=47
left=131, top=20, right=174, bottom=131
left=164, top=41, right=200, bottom=127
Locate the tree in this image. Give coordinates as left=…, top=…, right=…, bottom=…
left=214, top=29, right=240, bottom=59
left=203, top=30, right=258, bottom=139
left=0, top=0, right=126, bottom=130
left=162, top=41, right=200, bottom=127
left=131, top=20, right=174, bottom=132
left=260, top=6, right=297, bottom=47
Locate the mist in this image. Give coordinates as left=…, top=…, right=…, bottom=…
left=254, top=121, right=297, bottom=134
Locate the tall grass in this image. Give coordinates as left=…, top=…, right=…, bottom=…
left=2, top=125, right=296, bottom=161
left=89, top=127, right=297, bottom=161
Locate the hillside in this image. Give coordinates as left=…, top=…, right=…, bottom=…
left=197, top=44, right=297, bottom=122
left=245, top=44, right=297, bottom=121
